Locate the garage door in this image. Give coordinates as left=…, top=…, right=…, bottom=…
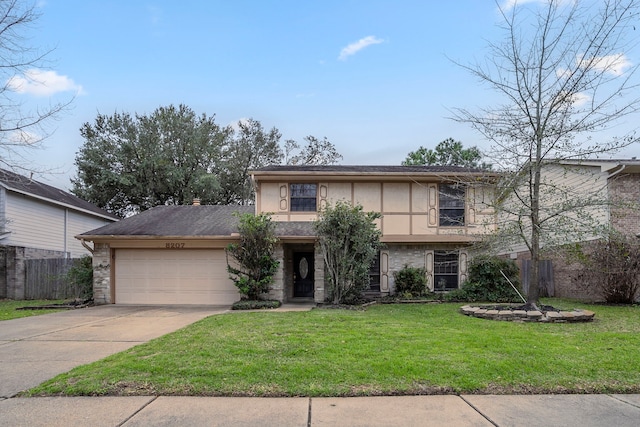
left=115, top=249, right=240, bottom=305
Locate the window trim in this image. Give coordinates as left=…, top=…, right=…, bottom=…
left=433, top=250, right=459, bottom=291
left=368, top=252, right=381, bottom=292
left=289, top=183, right=318, bottom=212
left=439, top=184, right=465, bottom=227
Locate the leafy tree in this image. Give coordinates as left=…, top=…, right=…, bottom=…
left=226, top=213, right=280, bottom=300
left=402, top=138, right=490, bottom=169
left=452, top=0, right=640, bottom=309
left=315, top=201, right=382, bottom=304
left=284, top=135, right=343, bottom=165
left=0, top=0, right=72, bottom=174
left=72, top=104, right=227, bottom=217
left=215, top=118, right=282, bottom=205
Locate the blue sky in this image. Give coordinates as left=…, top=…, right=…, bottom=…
left=15, top=0, right=640, bottom=189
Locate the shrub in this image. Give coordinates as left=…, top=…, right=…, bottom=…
left=393, top=265, right=428, bottom=298
left=226, top=213, right=280, bottom=301
left=570, top=233, right=640, bottom=304
left=445, top=255, right=521, bottom=302
left=315, top=201, right=382, bottom=305
left=231, top=300, right=281, bottom=310
left=65, top=255, right=93, bottom=300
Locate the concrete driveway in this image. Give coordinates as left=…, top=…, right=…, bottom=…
left=0, top=305, right=228, bottom=398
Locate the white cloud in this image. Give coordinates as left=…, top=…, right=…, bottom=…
left=569, top=91, right=590, bottom=107
left=338, top=36, right=384, bottom=61
left=580, top=53, right=632, bottom=76
left=500, top=0, right=574, bottom=11
left=557, top=53, right=632, bottom=79
left=6, top=69, right=85, bottom=97
left=8, top=129, right=42, bottom=146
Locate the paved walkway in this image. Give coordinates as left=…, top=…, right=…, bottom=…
left=1, top=394, right=639, bottom=426
left=1, top=304, right=639, bottom=426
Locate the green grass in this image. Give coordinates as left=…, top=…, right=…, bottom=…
left=0, top=299, right=66, bottom=321
left=26, top=299, right=640, bottom=397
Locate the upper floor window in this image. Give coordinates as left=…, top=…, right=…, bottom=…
left=290, top=183, right=317, bottom=211
left=439, top=184, right=465, bottom=226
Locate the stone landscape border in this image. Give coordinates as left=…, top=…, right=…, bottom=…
left=460, top=305, right=596, bottom=322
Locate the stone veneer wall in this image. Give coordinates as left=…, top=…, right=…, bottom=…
left=92, top=243, right=111, bottom=304
left=266, top=245, right=285, bottom=302
left=313, top=243, right=325, bottom=303
left=609, top=173, right=640, bottom=236
left=0, top=246, right=67, bottom=300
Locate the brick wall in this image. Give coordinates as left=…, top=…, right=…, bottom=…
left=609, top=173, right=640, bottom=236
left=0, top=246, right=67, bottom=300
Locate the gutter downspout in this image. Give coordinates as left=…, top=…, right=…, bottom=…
left=606, top=164, right=626, bottom=232
left=80, top=238, right=94, bottom=254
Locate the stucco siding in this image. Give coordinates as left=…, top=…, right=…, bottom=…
left=382, top=182, right=410, bottom=212
left=353, top=182, right=381, bottom=212
left=327, top=182, right=352, bottom=205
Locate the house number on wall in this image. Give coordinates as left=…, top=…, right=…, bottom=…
left=165, top=243, right=186, bottom=249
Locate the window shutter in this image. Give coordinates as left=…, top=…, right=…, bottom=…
left=279, top=184, right=288, bottom=211
left=459, top=250, right=469, bottom=285
left=425, top=250, right=434, bottom=291
left=380, top=250, right=389, bottom=292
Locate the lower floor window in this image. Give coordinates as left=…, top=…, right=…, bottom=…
left=369, top=252, right=381, bottom=292
left=434, top=251, right=459, bottom=291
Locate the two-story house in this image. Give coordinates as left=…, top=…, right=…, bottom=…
left=0, top=168, right=119, bottom=300
left=79, top=165, right=496, bottom=305
left=499, top=159, right=640, bottom=300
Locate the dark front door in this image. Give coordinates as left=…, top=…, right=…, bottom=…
left=293, top=252, right=314, bottom=297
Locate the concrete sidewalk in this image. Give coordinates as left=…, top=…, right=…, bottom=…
left=1, top=394, right=639, bottom=426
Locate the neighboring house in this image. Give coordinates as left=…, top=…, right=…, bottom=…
left=80, top=165, right=497, bottom=305
left=0, top=169, right=119, bottom=299
left=501, top=159, right=640, bottom=300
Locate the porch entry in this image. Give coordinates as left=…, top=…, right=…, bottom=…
left=293, top=251, right=314, bottom=297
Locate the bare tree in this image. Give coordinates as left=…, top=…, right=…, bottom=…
left=0, top=0, right=72, bottom=174
left=453, top=0, right=640, bottom=309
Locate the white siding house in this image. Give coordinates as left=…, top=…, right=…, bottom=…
left=0, top=169, right=118, bottom=299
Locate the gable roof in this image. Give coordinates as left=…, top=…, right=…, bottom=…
left=79, top=205, right=318, bottom=240
left=0, top=169, right=118, bottom=221
left=252, top=165, right=490, bottom=174
left=79, top=205, right=254, bottom=238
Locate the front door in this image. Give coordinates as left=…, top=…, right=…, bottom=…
left=293, top=252, right=314, bottom=297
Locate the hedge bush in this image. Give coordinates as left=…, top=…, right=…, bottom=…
left=393, top=264, right=428, bottom=298
left=445, top=255, right=521, bottom=302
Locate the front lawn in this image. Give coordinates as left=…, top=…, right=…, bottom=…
left=27, top=300, right=640, bottom=397
left=0, top=299, right=66, bottom=321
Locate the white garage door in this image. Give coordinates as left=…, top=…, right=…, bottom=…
left=115, top=249, right=240, bottom=305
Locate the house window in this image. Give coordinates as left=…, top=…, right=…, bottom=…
left=290, top=184, right=317, bottom=211
left=434, top=251, right=459, bottom=291
left=439, top=184, right=465, bottom=226
left=369, top=252, right=381, bottom=292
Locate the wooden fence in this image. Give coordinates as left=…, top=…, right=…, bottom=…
left=24, top=258, right=80, bottom=300
left=521, top=259, right=555, bottom=297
